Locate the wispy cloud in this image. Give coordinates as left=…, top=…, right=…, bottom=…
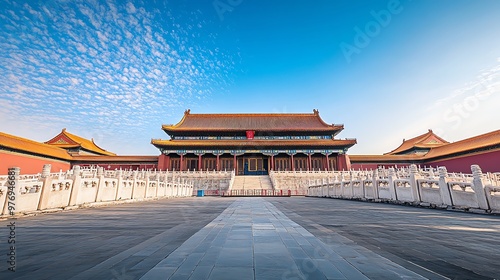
left=0, top=0, right=235, bottom=154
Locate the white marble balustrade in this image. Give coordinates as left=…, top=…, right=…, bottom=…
left=0, top=165, right=195, bottom=217
left=306, top=164, right=500, bottom=214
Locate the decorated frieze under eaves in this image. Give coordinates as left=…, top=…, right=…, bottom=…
left=160, top=149, right=346, bottom=156
left=172, top=135, right=333, bottom=140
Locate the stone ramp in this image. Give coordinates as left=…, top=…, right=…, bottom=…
left=232, top=175, right=273, bottom=190
left=140, top=198, right=427, bottom=280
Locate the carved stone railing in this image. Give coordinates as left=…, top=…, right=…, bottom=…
left=306, top=164, right=500, bottom=214
left=0, top=165, right=194, bottom=217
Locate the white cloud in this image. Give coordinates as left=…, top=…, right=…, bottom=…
left=0, top=0, right=236, bottom=155
left=126, top=2, right=136, bottom=14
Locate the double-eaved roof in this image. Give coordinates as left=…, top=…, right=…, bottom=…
left=153, top=109, right=356, bottom=151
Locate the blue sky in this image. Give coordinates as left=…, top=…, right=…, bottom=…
left=1, top=0, right=499, bottom=155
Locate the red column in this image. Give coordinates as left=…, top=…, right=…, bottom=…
left=325, top=154, right=329, bottom=171
left=270, top=155, right=274, bottom=171
left=158, top=154, right=170, bottom=171
left=216, top=154, right=220, bottom=171
left=308, top=154, right=312, bottom=171
left=233, top=154, right=237, bottom=171
left=290, top=154, right=295, bottom=171
left=180, top=154, right=184, bottom=171
left=198, top=154, right=202, bottom=171
left=337, top=154, right=351, bottom=171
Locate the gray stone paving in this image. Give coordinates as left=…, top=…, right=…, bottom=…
left=2, top=196, right=499, bottom=279
left=0, top=197, right=235, bottom=280
left=141, top=198, right=426, bottom=279
left=270, top=197, right=500, bottom=280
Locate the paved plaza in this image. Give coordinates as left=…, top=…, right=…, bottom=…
left=1, top=197, right=499, bottom=279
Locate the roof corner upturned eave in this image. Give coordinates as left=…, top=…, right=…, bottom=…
left=161, top=109, right=191, bottom=135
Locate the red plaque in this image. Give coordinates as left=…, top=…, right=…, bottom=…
left=246, top=130, right=255, bottom=139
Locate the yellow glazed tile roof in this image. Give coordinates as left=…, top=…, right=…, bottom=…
left=0, top=131, right=72, bottom=160
left=45, top=129, right=116, bottom=156
left=162, top=109, right=344, bottom=132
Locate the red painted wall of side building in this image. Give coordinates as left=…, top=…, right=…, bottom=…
left=76, top=163, right=158, bottom=170
left=426, top=150, right=500, bottom=173
left=351, top=163, right=412, bottom=170
left=0, top=151, right=71, bottom=175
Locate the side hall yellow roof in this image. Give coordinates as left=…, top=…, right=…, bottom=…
left=45, top=128, right=116, bottom=156
left=0, top=131, right=72, bottom=160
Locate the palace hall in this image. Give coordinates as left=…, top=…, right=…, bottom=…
left=152, top=109, right=357, bottom=174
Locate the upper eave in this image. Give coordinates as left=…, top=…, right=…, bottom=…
left=161, top=109, right=344, bottom=136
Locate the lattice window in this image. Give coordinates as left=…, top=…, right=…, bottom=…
left=294, top=158, right=307, bottom=170
left=171, top=159, right=180, bottom=171
left=329, top=158, right=337, bottom=171
left=220, top=159, right=233, bottom=171
left=275, top=158, right=290, bottom=171
left=203, top=159, right=216, bottom=171
left=312, top=158, right=322, bottom=170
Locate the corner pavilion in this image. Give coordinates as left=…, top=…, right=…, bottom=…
left=152, top=110, right=356, bottom=174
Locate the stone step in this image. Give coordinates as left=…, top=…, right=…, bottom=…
left=233, top=175, right=273, bottom=190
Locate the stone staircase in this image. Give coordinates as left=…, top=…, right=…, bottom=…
left=232, top=175, right=274, bottom=190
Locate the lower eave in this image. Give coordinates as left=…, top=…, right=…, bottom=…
left=151, top=139, right=356, bottom=150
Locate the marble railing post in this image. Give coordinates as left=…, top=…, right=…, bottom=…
left=471, top=165, right=490, bottom=210
left=163, top=172, right=172, bottom=197
left=95, top=167, right=105, bottom=202
left=41, top=164, right=50, bottom=178
left=438, top=167, right=453, bottom=205
left=182, top=178, right=187, bottom=196
left=115, top=169, right=124, bottom=200
left=131, top=170, right=139, bottom=198
left=69, top=165, right=82, bottom=206
left=145, top=171, right=152, bottom=198
left=388, top=168, right=398, bottom=200
left=155, top=174, right=161, bottom=198
left=372, top=169, right=379, bottom=199
left=409, top=164, right=421, bottom=202
left=38, top=164, right=55, bottom=210
left=323, top=177, right=328, bottom=197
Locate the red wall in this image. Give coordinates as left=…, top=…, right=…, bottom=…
left=76, top=163, right=157, bottom=171
left=0, top=151, right=71, bottom=175
left=351, top=163, right=378, bottom=170
left=351, top=163, right=412, bottom=170
left=427, top=150, right=500, bottom=173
